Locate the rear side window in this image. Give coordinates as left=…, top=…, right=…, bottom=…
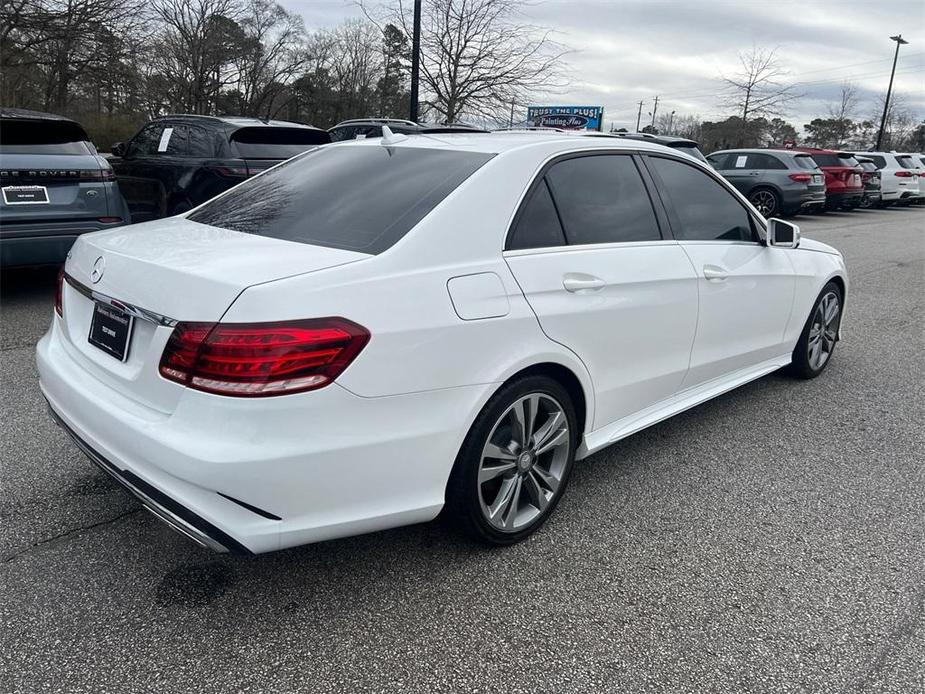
left=231, top=127, right=330, bottom=158
left=897, top=155, right=916, bottom=169
left=794, top=155, right=818, bottom=170
left=866, top=155, right=886, bottom=169
left=544, top=155, right=661, bottom=245
left=648, top=156, right=753, bottom=242
left=747, top=153, right=787, bottom=169
left=508, top=180, right=566, bottom=250
left=188, top=145, right=493, bottom=254
left=0, top=119, right=91, bottom=155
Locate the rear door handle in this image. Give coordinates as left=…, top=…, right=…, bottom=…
left=563, top=273, right=605, bottom=293
left=703, top=265, right=729, bottom=281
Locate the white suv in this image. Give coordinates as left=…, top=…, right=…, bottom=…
left=862, top=151, right=922, bottom=206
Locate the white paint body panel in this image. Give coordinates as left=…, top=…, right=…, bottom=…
left=37, top=133, right=848, bottom=552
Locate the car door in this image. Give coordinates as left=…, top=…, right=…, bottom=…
left=644, top=154, right=796, bottom=387
left=503, top=152, right=699, bottom=431
left=722, top=151, right=766, bottom=194
left=111, top=122, right=189, bottom=222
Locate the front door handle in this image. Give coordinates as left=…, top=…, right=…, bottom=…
left=703, top=265, right=729, bottom=281
left=563, top=273, right=605, bottom=293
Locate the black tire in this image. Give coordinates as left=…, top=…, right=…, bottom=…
left=444, top=375, right=578, bottom=545
left=748, top=187, right=780, bottom=218
left=788, top=281, right=843, bottom=380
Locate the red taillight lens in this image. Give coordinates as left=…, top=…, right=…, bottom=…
left=159, top=318, right=370, bottom=397
left=789, top=173, right=812, bottom=183
left=895, top=170, right=913, bottom=178
left=55, top=266, right=64, bottom=317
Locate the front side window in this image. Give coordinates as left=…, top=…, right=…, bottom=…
left=189, top=145, right=493, bottom=254
left=707, top=153, right=731, bottom=169
left=128, top=124, right=164, bottom=157
left=544, top=154, right=661, bottom=245
left=648, top=156, right=754, bottom=242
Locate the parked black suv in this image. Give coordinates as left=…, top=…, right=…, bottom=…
left=110, top=115, right=330, bottom=222
left=328, top=118, right=489, bottom=141
left=1, top=108, right=129, bottom=267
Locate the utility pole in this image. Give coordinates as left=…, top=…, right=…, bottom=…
left=650, top=95, right=659, bottom=129
left=876, top=34, right=909, bottom=150
left=409, top=0, right=422, bottom=122
left=635, top=100, right=644, bottom=132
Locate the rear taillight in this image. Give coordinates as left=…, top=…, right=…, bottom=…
left=55, top=267, right=64, bottom=317
left=79, top=168, right=115, bottom=182
left=895, top=170, right=913, bottom=178
left=789, top=173, right=812, bottom=183
left=159, top=318, right=370, bottom=397
left=97, top=217, right=123, bottom=224
left=208, top=166, right=250, bottom=178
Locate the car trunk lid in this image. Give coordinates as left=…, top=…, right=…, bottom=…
left=59, top=217, right=369, bottom=412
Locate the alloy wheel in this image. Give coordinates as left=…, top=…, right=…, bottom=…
left=750, top=190, right=778, bottom=217
left=808, top=291, right=840, bottom=370
left=477, top=393, right=570, bottom=532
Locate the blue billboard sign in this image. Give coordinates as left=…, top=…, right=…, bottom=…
left=526, top=106, right=603, bottom=131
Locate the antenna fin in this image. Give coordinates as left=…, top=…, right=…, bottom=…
left=381, top=125, right=409, bottom=146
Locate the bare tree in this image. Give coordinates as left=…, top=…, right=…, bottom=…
left=720, top=46, right=799, bottom=125
left=827, top=80, right=858, bottom=122
left=362, top=0, right=569, bottom=123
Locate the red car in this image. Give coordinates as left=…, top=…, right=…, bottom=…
left=791, top=147, right=863, bottom=210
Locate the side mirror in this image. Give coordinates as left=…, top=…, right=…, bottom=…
left=766, top=218, right=800, bottom=248
left=111, top=142, right=126, bottom=158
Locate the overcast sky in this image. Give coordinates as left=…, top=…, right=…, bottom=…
left=282, top=0, right=924, bottom=129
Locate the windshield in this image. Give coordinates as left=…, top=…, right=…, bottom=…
left=0, top=119, right=92, bottom=155
left=189, top=145, right=494, bottom=254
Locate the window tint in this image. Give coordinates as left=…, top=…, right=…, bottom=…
left=669, top=143, right=708, bottom=162
left=544, top=155, right=661, bottom=245
left=707, top=153, right=731, bottom=169
left=230, top=127, right=330, bottom=158
left=161, top=125, right=188, bottom=156
left=0, top=119, right=92, bottom=154
left=648, top=156, right=754, bottom=242
left=811, top=153, right=859, bottom=167
left=858, top=161, right=877, bottom=172
left=897, top=155, right=916, bottom=169
left=793, top=155, right=818, bottom=170
left=866, top=155, right=886, bottom=169
left=508, top=180, right=566, bottom=250
left=187, top=126, right=215, bottom=157
left=188, top=146, right=493, bottom=254
left=747, top=153, right=787, bottom=169
left=129, top=124, right=163, bottom=156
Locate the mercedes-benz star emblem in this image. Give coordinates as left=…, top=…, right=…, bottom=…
left=90, top=256, right=105, bottom=284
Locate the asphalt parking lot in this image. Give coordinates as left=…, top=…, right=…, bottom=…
left=1, top=207, right=923, bottom=694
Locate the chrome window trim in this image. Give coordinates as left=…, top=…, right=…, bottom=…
left=64, top=273, right=179, bottom=327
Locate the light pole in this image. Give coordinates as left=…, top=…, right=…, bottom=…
left=667, top=110, right=676, bottom=136
left=875, top=34, right=908, bottom=150
left=409, top=0, right=422, bottom=122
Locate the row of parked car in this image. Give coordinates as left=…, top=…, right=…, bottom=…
left=0, top=108, right=922, bottom=267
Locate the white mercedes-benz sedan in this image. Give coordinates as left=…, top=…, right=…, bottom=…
left=37, top=132, right=848, bottom=554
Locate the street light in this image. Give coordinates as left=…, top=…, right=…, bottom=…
left=409, top=0, right=422, bottom=123
left=875, top=34, right=909, bottom=150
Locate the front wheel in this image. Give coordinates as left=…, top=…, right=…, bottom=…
left=789, top=282, right=843, bottom=379
left=445, top=375, right=577, bottom=545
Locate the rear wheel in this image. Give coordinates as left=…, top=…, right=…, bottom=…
left=789, top=282, right=842, bottom=379
left=445, top=375, right=577, bottom=545
left=748, top=188, right=780, bottom=217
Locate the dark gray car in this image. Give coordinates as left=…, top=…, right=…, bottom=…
left=0, top=108, right=129, bottom=267
left=706, top=148, right=826, bottom=217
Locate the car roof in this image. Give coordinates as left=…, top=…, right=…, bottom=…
left=156, top=114, right=322, bottom=131
left=0, top=107, right=81, bottom=123
left=596, top=132, right=700, bottom=147
left=332, top=118, right=419, bottom=127
left=327, top=131, right=699, bottom=158
left=711, top=148, right=811, bottom=156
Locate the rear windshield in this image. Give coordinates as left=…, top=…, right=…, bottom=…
left=896, top=155, right=917, bottom=169
left=188, top=145, right=494, bottom=254
left=811, top=153, right=858, bottom=167
left=859, top=161, right=878, bottom=172
left=231, top=127, right=331, bottom=159
left=794, top=155, right=818, bottom=169
left=0, top=119, right=92, bottom=155
left=866, top=154, right=886, bottom=169
left=668, top=142, right=707, bottom=162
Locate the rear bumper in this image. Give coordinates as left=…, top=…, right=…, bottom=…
left=782, top=190, right=825, bottom=209
left=37, top=317, right=490, bottom=553
left=1, top=218, right=125, bottom=267
left=824, top=191, right=863, bottom=209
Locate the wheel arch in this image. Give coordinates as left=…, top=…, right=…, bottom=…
left=501, top=362, right=589, bottom=438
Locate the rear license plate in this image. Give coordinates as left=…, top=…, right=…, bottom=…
left=88, top=303, right=133, bottom=362
left=2, top=185, right=49, bottom=205
left=813, top=174, right=822, bottom=184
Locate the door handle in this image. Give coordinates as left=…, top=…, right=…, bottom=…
left=748, top=171, right=761, bottom=176
left=563, top=273, right=605, bottom=293
left=703, top=265, right=729, bottom=281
